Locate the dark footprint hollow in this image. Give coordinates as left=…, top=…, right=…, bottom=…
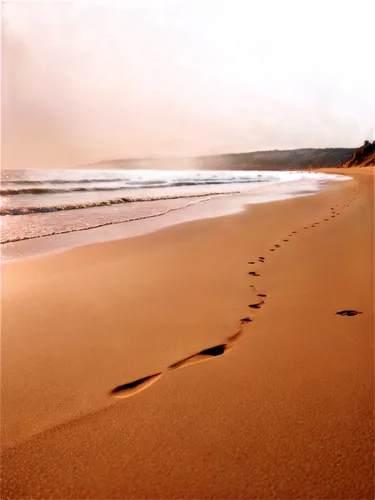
left=111, top=373, right=162, bottom=398
left=240, top=317, right=252, bottom=323
left=249, top=300, right=265, bottom=309
left=248, top=272, right=260, bottom=276
left=257, top=293, right=267, bottom=298
left=169, top=343, right=229, bottom=370
left=336, top=310, right=363, bottom=317
left=248, top=261, right=255, bottom=264
left=199, top=344, right=227, bottom=356
left=283, top=239, right=289, bottom=242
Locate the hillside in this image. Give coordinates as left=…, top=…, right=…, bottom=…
left=340, top=141, right=375, bottom=168
left=87, top=148, right=355, bottom=171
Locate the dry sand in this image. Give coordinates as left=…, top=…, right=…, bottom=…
left=1, top=168, right=374, bottom=499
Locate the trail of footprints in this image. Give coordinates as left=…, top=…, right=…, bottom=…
left=110, top=192, right=362, bottom=399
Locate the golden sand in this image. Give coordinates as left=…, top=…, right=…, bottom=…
left=1, top=168, right=373, bottom=499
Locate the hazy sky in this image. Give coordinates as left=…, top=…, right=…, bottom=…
left=2, top=0, right=374, bottom=169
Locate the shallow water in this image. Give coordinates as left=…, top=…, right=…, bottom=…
left=0, top=169, right=349, bottom=248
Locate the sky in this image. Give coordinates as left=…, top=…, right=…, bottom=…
left=1, top=0, right=374, bottom=169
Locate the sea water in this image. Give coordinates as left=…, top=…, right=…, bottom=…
left=0, top=169, right=349, bottom=257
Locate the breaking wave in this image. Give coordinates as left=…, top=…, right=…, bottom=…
left=0, top=178, right=264, bottom=197
left=0, top=190, right=241, bottom=216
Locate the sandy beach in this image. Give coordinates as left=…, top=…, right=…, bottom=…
left=1, top=168, right=374, bottom=499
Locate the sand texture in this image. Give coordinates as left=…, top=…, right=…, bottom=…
left=1, top=168, right=374, bottom=499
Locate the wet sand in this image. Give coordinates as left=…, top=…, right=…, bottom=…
left=1, top=168, right=374, bottom=499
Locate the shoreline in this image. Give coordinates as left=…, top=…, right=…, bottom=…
left=1, top=172, right=350, bottom=262
left=1, top=167, right=373, bottom=499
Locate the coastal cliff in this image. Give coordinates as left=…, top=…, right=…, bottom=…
left=340, top=141, right=375, bottom=168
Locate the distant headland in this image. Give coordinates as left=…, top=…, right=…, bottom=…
left=83, top=145, right=373, bottom=171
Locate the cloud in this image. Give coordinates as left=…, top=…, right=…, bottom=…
left=2, top=0, right=374, bottom=168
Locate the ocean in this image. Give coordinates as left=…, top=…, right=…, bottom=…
left=0, top=169, right=348, bottom=252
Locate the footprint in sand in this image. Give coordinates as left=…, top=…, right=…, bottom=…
left=111, top=373, right=162, bottom=398
left=169, top=343, right=232, bottom=371
left=248, top=300, right=265, bottom=309
left=248, top=271, right=260, bottom=276
left=257, top=293, right=267, bottom=298
left=336, top=310, right=363, bottom=317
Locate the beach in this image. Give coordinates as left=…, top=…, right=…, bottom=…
left=1, top=167, right=374, bottom=499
